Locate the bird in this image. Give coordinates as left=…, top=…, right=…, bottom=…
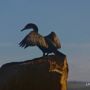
left=19, top=23, right=61, bottom=56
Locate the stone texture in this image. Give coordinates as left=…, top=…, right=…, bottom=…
left=0, top=53, right=68, bottom=90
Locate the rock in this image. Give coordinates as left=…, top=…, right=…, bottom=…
left=0, top=53, right=68, bottom=90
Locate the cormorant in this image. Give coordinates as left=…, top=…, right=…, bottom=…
left=19, top=23, right=61, bottom=56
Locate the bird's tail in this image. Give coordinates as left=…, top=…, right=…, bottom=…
left=53, top=50, right=66, bottom=57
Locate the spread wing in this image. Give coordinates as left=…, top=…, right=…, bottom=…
left=19, top=31, right=48, bottom=48
left=45, top=32, right=61, bottom=49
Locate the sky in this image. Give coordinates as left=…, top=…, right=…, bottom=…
left=0, top=0, right=90, bottom=81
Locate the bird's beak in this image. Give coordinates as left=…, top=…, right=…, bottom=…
left=21, top=28, right=25, bottom=31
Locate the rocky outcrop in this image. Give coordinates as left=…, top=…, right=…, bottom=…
left=0, top=53, right=68, bottom=90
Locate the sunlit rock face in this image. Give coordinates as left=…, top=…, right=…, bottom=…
left=0, top=54, right=68, bottom=90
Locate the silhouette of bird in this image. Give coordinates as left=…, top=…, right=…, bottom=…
left=19, top=23, right=61, bottom=56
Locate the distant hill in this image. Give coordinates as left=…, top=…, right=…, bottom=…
left=68, top=81, right=90, bottom=90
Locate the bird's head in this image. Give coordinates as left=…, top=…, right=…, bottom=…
left=50, top=32, right=56, bottom=37
left=21, top=23, right=38, bottom=32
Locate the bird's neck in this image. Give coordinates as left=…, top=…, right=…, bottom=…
left=33, top=26, right=38, bottom=33
left=33, top=29, right=38, bottom=33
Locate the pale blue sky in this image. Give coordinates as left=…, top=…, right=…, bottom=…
left=0, top=0, right=90, bottom=81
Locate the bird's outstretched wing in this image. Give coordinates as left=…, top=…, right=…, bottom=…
left=45, top=32, right=61, bottom=48
left=19, top=31, right=48, bottom=48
